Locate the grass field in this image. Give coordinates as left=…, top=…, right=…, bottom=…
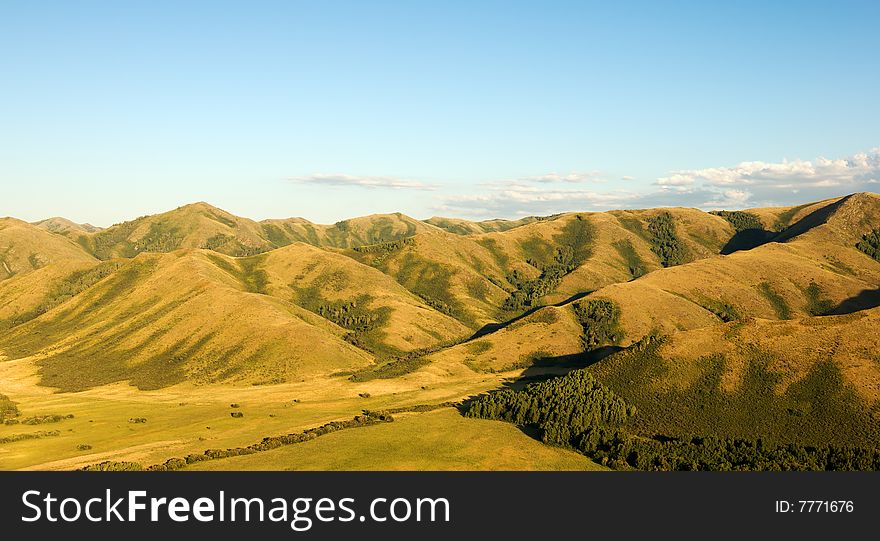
left=186, top=409, right=605, bottom=471
left=0, top=353, right=516, bottom=470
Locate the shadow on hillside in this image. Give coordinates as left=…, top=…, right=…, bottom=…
left=455, top=345, right=624, bottom=443
left=830, top=288, right=880, bottom=315
left=720, top=228, right=777, bottom=255
left=773, top=195, right=850, bottom=243
left=499, top=346, right=623, bottom=391
left=469, top=291, right=593, bottom=340
left=719, top=195, right=852, bottom=255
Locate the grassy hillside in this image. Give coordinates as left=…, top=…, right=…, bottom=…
left=404, top=194, right=880, bottom=398
left=72, top=202, right=275, bottom=258
left=584, top=308, right=880, bottom=447
left=32, top=217, right=102, bottom=235
left=259, top=242, right=471, bottom=356
left=0, top=218, right=96, bottom=280
left=423, top=216, right=539, bottom=235
left=0, top=251, right=375, bottom=391
left=344, top=230, right=521, bottom=328
left=260, top=212, right=433, bottom=249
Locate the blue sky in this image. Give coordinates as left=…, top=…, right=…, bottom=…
left=2, top=1, right=878, bottom=226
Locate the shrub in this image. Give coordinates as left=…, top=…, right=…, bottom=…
left=803, top=281, right=835, bottom=316
left=0, top=393, right=20, bottom=423
left=21, top=414, right=74, bottom=425
left=856, top=229, right=880, bottom=261
left=647, top=212, right=687, bottom=267
left=573, top=299, right=622, bottom=349
left=81, top=461, right=144, bottom=471
left=758, top=282, right=791, bottom=319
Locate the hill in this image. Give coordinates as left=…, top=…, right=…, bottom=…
left=72, top=202, right=275, bottom=258
left=582, top=306, right=880, bottom=447
left=423, top=216, right=539, bottom=235
left=257, top=242, right=471, bottom=355
left=3, top=192, right=880, bottom=470
left=0, top=251, right=376, bottom=391
left=32, top=217, right=102, bottom=235
left=0, top=218, right=96, bottom=280
left=261, top=212, right=434, bottom=249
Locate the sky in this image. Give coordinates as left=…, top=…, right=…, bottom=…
left=1, top=0, right=879, bottom=227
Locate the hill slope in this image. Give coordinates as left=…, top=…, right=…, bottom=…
left=0, top=218, right=96, bottom=280
left=262, top=212, right=434, bottom=249
left=0, top=251, right=376, bottom=391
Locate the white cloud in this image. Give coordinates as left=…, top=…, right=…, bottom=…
left=657, top=148, right=880, bottom=189
left=437, top=185, right=645, bottom=217
left=517, top=171, right=604, bottom=183
left=291, top=173, right=435, bottom=190
left=435, top=148, right=880, bottom=219
left=653, top=148, right=880, bottom=209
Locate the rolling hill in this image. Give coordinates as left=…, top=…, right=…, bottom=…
left=3, top=193, right=880, bottom=470
left=262, top=212, right=435, bottom=249
left=0, top=218, right=96, bottom=280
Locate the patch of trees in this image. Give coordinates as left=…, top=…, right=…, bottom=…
left=758, top=282, right=792, bottom=319
left=348, top=356, right=431, bottom=382
left=576, top=429, right=880, bottom=471
left=0, top=393, right=20, bottom=423
left=502, top=216, right=595, bottom=313
left=81, top=411, right=394, bottom=472
left=132, top=223, right=185, bottom=254
left=464, top=371, right=634, bottom=445
left=81, top=461, right=144, bottom=471
left=502, top=246, right=577, bottom=312
left=4, top=414, right=75, bottom=426
left=711, top=210, right=764, bottom=232
left=353, top=238, right=414, bottom=254
left=201, top=234, right=267, bottom=257
left=856, top=229, right=880, bottom=261
left=803, top=281, right=835, bottom=316
left=572, top=299, right=622, bottom=349
left=90, top=220, right=141, bottom=259
left=382, top=402, right=458, bottom=414
left=611, top=239, right=646, bottom=279
left=89, top=220, right=185, bottom=259
left=0, top=431, right=61, bottom=445
left=713, top=210, right=777, bottom=253
left=313, top=294, right=395, bottom=356
left=317, top=297, right=381, bottom=331
left=647, top=212, right=687, bottom=267
left=699, top=297, right=741, bottom=322
left=205, top=211, right=237, bottom=228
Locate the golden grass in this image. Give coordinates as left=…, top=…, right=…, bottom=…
left=0, top=351, right=522, bottom=470
left=185, top=409, right=605, bottom=471
left=0, top=218, right=96, bottom=279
